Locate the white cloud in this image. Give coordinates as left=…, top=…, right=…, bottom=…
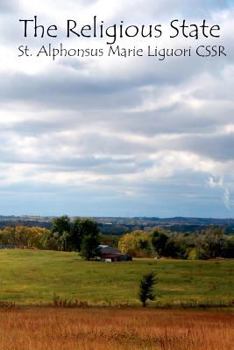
left=0, top=0, right=233, bottom=216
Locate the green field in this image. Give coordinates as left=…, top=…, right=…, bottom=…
left=0, top=249, right=233, bottom=306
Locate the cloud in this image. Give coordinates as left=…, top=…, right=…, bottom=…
left=208, top=176, right=232, bottom=210
left=0, top=0, right=233, bottom=216
left=0, top=0, right=18, bottom=13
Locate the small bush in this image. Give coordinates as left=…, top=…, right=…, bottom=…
left=52, top=294, right=89, bottom=308
left=0, top=301, right=16, bottom=309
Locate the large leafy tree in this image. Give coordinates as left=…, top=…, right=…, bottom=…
left=51, top=216, right=71, bottom=236
left=79, top=220, right=100, bottom=260
left=51, top=216, right=71, bottom=251
left=80, top=233, right=100, bottom=260
left=69, top=218, right=83, bottom=251
left=118, top=231, right=153, bottom=257
left=151, top=229, right=169, bottom=257
left=196, top=227, right=226, bottom=259
left=70, top=218, right=100, bottom=252
left=50, top=216, right=100, bottom=257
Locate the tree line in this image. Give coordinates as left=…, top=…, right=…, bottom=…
left=118, top=227, right=234, bottom=259
left=0, top=216, right=100, bottom=260
left=0, top=216, right=233, bottom=259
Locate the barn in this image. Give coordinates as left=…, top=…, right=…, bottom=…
left=98, top=245, right=132, bottom=262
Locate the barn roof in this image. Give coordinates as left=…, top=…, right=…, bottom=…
left=98, top=245, right=121, bottom=255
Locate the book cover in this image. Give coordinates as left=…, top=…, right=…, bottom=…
left=0, top=1, right=233, bottom=349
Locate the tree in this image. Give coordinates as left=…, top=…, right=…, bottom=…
left=51, top=216, right=71, bottom=236
left=51, top=216, right=71, bottom=251
left=70, top=218, right=83, bottom=251
left=139, top=272, right=157, bottom=307
left=118, top=231, right=153, bottom=257
left=49, top=216, right=100, bottom=255
left=222, top=237, right=234, bottom=258
left=70, top=218, right=100, bottom=252
left=0, top=226, right=50, bottom=249
left=80, top=232, right=100, bottom=260
left=78, top=219, right=100, bottom=260
left=151, top=229, right=168, bottom=257
left=196, top=227, right=226, bottom=259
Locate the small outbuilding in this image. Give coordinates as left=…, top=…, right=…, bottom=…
left=98, top=245, right=132, bottom=262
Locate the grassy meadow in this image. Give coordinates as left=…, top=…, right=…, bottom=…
left=0, top=249, right=233, bottom=306
left=0, top=308, right=233, bottom=350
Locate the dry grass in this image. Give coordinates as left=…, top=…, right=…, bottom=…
left=0, top=308, right=233, bottom=350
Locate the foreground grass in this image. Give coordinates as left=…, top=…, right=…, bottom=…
left=0, top=308, right=233, bottom=350
left=0, top=249, right=233, bottom=306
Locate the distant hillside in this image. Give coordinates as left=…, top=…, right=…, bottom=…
left=0, top=215, right=234, bottom=235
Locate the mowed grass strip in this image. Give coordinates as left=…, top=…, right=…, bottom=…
left=0, top=249, right=233, bottom=306
left=0, top=308, right=233, bottom=350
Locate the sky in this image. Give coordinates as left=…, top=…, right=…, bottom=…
left=0, top=0, right=234, bottom=217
